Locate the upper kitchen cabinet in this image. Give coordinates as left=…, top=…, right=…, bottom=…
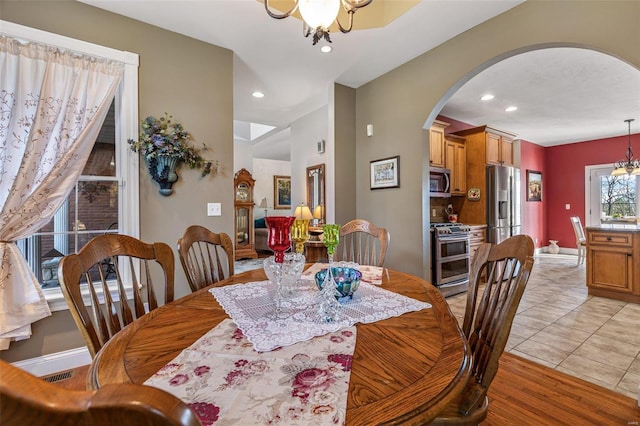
left=445, top=133, right=466, bottom=195
left=429, top=120, right=449, bottom=168
left=454, top=125, right=516, bottom=166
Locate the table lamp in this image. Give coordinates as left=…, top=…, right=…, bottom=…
left=292, top=204, right=313, bottom=254
left=313, top=204, right=324, bottom=226
left=259, top=197, right=269, bottom=217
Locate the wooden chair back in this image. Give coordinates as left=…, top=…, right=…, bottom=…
left=58, top=234, right=175, bottom=358
left=0, top=360, right=201, bottom=426
left=433, top=234, right=535, bottom=424
left=336, top=219, right=390, bottom=267
left=570, top=216, right=587, bottom=265
left=570, top=216, right=586, bottom=244
left=177, top=225, right=234, bottom=292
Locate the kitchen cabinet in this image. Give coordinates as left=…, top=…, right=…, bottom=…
left=468, top=225, right=487, bottom=265
left=452, top=125, right=517, bottom=225
left=453, top=125, right=516, bottom=167
left=445, top=134, right=466, bottom=195
left=585, top=226, right=640, bottom=303
left=485, top=132, right=514, bottom=166
left=429, top=120, right=449, bottom=168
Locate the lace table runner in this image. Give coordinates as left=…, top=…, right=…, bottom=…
left=145, top=319, right=356, bottom=426
left=209, top=279, right=431, bottom=352
left=301, top=263, right=384, bottom=285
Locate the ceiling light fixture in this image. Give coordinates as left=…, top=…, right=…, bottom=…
left=252, top=91, right=265, bottom=98
left=480, top=94, right=494, bottom=101
left=505, top=106, right=518, bottom=112
left=320, top=45, right=332, bottom=53
left=611, top=119, right=639, bottom=176
left=264, top=0, right=373, bottom=45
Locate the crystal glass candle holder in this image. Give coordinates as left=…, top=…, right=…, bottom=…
left=264, top=253, right=305, bottom=297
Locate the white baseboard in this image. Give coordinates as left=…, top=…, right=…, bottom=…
left=11, top=347, right=91, bottom=377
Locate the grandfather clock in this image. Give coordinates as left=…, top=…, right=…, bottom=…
left=234, top=168, right=258, bottom=260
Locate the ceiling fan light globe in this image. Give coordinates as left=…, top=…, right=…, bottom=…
left=299, top=0, right=340, bottom=30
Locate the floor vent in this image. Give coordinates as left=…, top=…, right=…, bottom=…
left=41, top=369, right=74, bottom=383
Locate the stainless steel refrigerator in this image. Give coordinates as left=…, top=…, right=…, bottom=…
left=486, top=165, right=521, bottom=244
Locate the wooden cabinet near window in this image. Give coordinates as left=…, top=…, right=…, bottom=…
left=429, top=120, right=449, bottom=168
left=586, top=226, right=640, bottom=303
left=445, top=134, right=466, bottom=195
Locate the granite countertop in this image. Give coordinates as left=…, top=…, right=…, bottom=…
left=586, top=223, right=640, bottom=232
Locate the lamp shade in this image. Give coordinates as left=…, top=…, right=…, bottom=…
left=294, top=204, right=314, bottom=220
left=313, top=204, right=324, bottom=219
left=259, top=197, right=268, bottom=209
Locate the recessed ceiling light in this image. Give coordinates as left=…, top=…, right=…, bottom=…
left=320, top=45, right=332, bottom=53
left=505, top=106, right=518, bottom=112
left=480, top=94, right=495, bottom=101
left=252, top=91, right=264, bottom=98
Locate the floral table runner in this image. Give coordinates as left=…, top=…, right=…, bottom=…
left=144, top=319, right=356, bottom=426
left=209, top=280, right=431, bottom=352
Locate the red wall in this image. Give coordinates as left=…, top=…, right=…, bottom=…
left=520, top=141, right=546, bottom=248
left=546, top=133, right=640, bottom=249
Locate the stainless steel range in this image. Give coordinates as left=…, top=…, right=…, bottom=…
left=431, top=223, right=471, bottom=297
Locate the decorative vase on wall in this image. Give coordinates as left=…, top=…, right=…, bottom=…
left=147, top=155, right=180, bottom=196
left=548, top=240, right=560, bottom=254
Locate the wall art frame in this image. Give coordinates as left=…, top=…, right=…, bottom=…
left=527, top=170, right=542, bottom=202
left=274, top=175, right=292, bottom=209
left=370, top=156, right=400, bottom=190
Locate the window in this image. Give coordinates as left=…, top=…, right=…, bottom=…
left=586, top=165, right=639, bottom=225
left=4, top=20, right=140, bottom=311
left=600, top=174, right=637, bottom=218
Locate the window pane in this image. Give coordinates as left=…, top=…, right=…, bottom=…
left=77, top=180, right=119, bottom=233
left=600, top=175, right=637, bottom=219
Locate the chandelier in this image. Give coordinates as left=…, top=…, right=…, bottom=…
left=611, top=119, right=640, bottom=176
left=264, top=0, right=373, bottom=45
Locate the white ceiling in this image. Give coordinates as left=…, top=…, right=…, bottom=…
left=81, top=0, right=640, bottom=157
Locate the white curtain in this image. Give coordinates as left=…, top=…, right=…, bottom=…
left=0, top=36, right=123, bottom=349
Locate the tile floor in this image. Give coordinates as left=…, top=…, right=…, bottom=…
left=446, top=253, right=640, bottom=399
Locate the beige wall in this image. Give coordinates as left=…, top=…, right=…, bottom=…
left=334, top=84, right=357, bottom=225
left=354, top=0, right=640, bottom=277
left=1, top=0, right=233, bottom=362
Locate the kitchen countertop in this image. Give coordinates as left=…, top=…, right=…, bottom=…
left=586, top=224, right=640, bottom=232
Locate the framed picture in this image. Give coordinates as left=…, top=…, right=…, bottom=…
left=274, top=175, right=291, bottom=209
left=370, top=156, right=400, bottom=190
left=527, top=170, right=542, bottom=202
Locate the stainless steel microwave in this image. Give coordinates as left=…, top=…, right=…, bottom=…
left=429, top=167, right=451, bottom=197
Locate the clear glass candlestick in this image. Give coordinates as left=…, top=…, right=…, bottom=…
left=264, top=216, right=295, bottom=319
left=317, top=224, right=342, bottom=322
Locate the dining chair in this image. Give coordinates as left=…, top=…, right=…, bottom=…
left=0, top=360, right=201, bottom=426
left=177, top=225, right=234, bottom=292
left=569, top=216, right=587, bottom=265
left=432, top=234, right=535, bottom=425
left=58, top=234, right=175, bottom=358
left=336, top=219, right=390, bottom=267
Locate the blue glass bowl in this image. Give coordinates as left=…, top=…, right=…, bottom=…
left=314, top=267, right=362, bottom=299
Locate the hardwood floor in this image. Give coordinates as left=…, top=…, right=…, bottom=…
left=52, top=353, right=638, bottom=424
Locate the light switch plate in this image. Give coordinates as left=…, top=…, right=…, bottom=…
left=565, top=204, right=570, bottom=210
left=207, top=202, right=221, bottom=216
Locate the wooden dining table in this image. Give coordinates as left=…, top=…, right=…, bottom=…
left=88, top=267, right=471, bottom=425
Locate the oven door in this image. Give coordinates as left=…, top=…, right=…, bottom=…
left=435, top=235, right=470, bottom=285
